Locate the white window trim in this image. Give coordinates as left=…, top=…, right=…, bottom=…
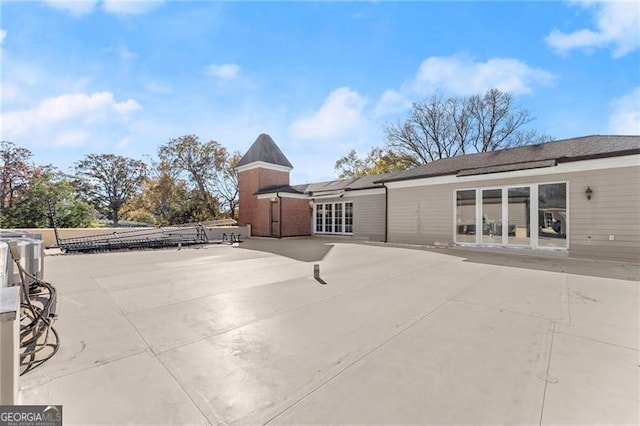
left=313, top=201, right=354, bottom=236
left=453, top=181, right=569, bottom=251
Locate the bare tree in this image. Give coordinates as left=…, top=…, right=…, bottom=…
left=74, top=154, right=147, bottom=225
left=385, top=88, right=552, bottom=165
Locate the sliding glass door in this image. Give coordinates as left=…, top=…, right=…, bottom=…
left=508, top=187, right=530, bottom=245
left=455, top=182, right=567, bottom=249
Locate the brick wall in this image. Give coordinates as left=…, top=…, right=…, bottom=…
left=281, top=198, right=312, bottom=236
left=238, top=167, right=291, bottom=237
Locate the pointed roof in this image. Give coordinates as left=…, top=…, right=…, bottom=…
left=237, top=134, right=293, bottom=169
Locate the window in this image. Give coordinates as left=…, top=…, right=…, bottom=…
left=508, top=187, right=530, bottom=245
left=345, top=202, right=353, bottom=233
left=335, top=203, right=343, bottom=233
left=325, top=204, right=333, bottom=233
left=456, top=190, right=476, bottom=243
left=482, top=189, right=502, bottom=243
left=315, top=204, right=324, bottom=233
left=455, top=182, right=567, bottom=249
left=538, top=183, right=567, bottom=248
left=314, top=201, right=353, bottom=235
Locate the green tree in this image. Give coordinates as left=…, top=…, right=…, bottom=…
left=214, top=151, right=241, bottom=219
left=123, top=161, right=191, bottom=225
left=1, top=140, right=39, bottom=210
left=0, top=172, right=94, bottom=228
left=385, top=88, right=552, bottom=165
left=335, top=147, right=414, bottom=178
left=158, top=135, right=239, bottom=220
left=74, top=154, right=147, bottom=225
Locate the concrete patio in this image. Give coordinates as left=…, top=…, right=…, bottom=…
left=19, top=238, right=639, bottom=425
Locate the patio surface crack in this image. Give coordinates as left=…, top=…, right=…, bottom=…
left=539, top=321, right=556, bottom=426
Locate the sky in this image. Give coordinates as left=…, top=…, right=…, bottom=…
left=1, top=0, right=639, bottom=184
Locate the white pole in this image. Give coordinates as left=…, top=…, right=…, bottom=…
left=0, top=286, right=21, bottom=405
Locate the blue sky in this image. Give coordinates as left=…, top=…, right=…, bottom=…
left=1, top=1, right=639, bottom=183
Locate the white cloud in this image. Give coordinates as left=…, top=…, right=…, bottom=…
left=55, top=131, right=89, bottom=147
left=2, top=92, right=141, bottom=140
left=1, top=83, right=21, bottom=103
left=145, top=80, right=173, bottom=94
left=373, top=55, right=555, bottom=116
left=42, top=0, right=162, bottom=17
left=289, top=87, right=369, bottom=142
left=204, top=64, right=241, bottom=80
left=609, top=87, right=640, bottom=134
left=41, top=1, right=98, bottom=17
left=101, top=0, right=163, bottom=16
left=0, top=29, right=6, bottom=44
left=374, top=89, right=411, bottom=116
left=412, top=56, right=555, bottom=96
left=546, top=1, right=640, bottom=57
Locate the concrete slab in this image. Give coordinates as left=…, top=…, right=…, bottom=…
left=557, top=274, right=639, bottom=350
left=156, top=258, right=487, bottom=424
left=454, top=266, right=568, bottom=321
left=107, top=255, right=312, bottom=313
left=541, top=333, right=640, bottom=424
left=20, top=289, right=147, bottom=386
left=272, top=301, right=552, bottom=425
left=21, top=352, right=208, bottom=425
left=17, top=239, right=640, bottom=425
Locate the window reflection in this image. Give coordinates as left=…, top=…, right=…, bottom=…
left=482, top=189, right=502, bottom=243
left=508, top=187, right=530, bottom=245
left=456, top=190, right=476, bottom=243
left=538, top=183, right=567, bottom=248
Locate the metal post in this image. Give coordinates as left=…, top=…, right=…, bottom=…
left=313, top=264, right=326, bottom=285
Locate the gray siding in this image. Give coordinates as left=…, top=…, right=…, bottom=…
left=569, top=166, right=640, bottom=262
left=387, top=184, right=454, bottom=246
left=387, top=165, right=640, bottom=262
left=352, top=193, right=386, bottom=241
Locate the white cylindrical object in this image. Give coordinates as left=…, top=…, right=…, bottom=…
left=0, top=286, right=20, bottom=405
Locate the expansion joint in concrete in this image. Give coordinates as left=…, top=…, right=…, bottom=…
left=539, top=321, right=556, bottom=426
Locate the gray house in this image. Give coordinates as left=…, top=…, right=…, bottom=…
left=238, top=134, right=639, bottom=262
left=377, top=135, right=639, bottom=262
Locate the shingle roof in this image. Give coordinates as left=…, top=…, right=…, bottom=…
left=254, top=173, right=396, bottom=196
left=254, top=184, right=305, bottom=196
left=305, top=173, right=395, bottom=193
left=237, top=134, right=293, bottom=169
left=377, top=135, right=640, bottom=183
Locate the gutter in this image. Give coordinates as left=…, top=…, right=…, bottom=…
left=383, top=184, right=388, bottom=243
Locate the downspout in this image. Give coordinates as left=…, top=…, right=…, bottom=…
left=277, top=192, right=282, bottom=239
left=383, top=184, right=388, bottom=243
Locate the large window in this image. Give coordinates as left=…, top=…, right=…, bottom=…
left=538, top=183, right=567, bottom=248
left=315, top=204, right=324, bottom=233
left=482, top=189, right=502, bottom=244
left=456, top=190, right=476, bottom=243
left=455, top=182, right=567, bottom=249
left=345, top=202, right=353, bottom=233
left=315, top=201, right=353, bottom=235
left=335, top=203, right=343, bottom=233
left=508, top=187, right=530, bottom=245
